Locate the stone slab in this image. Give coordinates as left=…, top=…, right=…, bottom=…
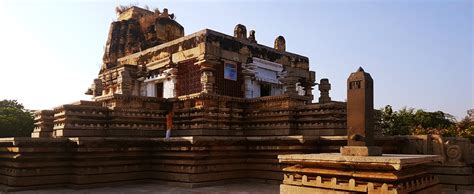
left=279, top=153, right=443, bottom=170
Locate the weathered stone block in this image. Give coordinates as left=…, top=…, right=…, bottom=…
left=340, top=146, right=382, bottom=156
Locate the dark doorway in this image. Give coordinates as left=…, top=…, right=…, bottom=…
left=156, top=82, right=163, bottom=98
left=260, top=84, right=271, bottom=97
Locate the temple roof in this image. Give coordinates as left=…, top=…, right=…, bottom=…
left=117, top=28, right=309, bottom=67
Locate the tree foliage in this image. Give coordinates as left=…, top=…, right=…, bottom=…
left=0, top=100, right=34, bottom=137
left=378, top=105, right=472, bottom=137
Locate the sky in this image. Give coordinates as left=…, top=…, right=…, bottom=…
left=0, top=0, right=472, bottom=119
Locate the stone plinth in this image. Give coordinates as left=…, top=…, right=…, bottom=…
left=279, top=153, right=443, bottom=194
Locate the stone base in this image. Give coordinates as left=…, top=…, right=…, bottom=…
left=340, top=146, right=382, bottom=156
left=279, top=153, right=443, bottom=194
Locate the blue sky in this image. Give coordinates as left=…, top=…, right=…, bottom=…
left=0, top=0, right=472, bottom=119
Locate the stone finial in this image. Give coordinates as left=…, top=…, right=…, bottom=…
left=318, top=78, right=331, bottom=103
left=234, top=24, right=247, bottom=39
left=162, top=8, right=169, bottom=17
left=341, top=67, right=382, bottom=156
left=274, top=36, right=286, bottom=51
left=248, top=30, right=257, bottom=43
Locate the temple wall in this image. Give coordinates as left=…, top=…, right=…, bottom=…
left=2, top=135, right=471, bottom=191
left=0, top=136, right=321, bottom=190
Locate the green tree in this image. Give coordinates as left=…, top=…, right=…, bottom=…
left=413, top=110, right=454, bottom=129
left=0, top=100, right=34, bottom=137
left=378, top=105, right=460, bottom=136
left=379, top=105, right=414, bottom=135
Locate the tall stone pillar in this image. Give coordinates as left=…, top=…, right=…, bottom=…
left=318, top=78, right=331, bottom=103
left=341, top=67, right=381, bottom=156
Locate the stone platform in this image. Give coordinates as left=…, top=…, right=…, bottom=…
left=0, top=136, right=335, bottom=191
left=279, top=153, right=443, bottom=194
left=7, top=181, right=280, bottom=194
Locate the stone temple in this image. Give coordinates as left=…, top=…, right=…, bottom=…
left=0, top=6, right=472, bottom=192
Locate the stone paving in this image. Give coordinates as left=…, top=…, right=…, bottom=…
left=5, top=182, right=279, bottom=194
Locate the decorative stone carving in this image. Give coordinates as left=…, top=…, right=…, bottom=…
left=103, top=6, right=184, bottom=66
left=274, top=36, right=286, bottom=51
left=199, top=62, right=216, bottom=94
left=118, top=70, right=133, bottom=95
left=248, top=30, right=257, bottom=43
left=446, top=144, right=462, bottom=162
left=234, top=24, right=247, bottom=39
left=242, top=57, right=285, bottom=98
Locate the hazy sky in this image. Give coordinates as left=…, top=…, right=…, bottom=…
left=0, top=0, right=472, bottom=119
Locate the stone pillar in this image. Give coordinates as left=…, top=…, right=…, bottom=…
left=118, top=70, right=132, bottom=95
left=341, top=67, right=381, bottom=156
left=163, top=68, right=177, bottom=98
left=197, top=59, right=217, bottom=94
left=283, top=76, right=298, bottom=95
left=318, top=78, right=331, bottom=103
left=242, top=63, right=256, bottom=98
left=243, top=75, right=253, bottom=98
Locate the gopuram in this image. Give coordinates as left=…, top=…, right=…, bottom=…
left=0, top=6, right=472, bottom=193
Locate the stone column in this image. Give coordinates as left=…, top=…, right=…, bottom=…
left=118, top=70, right=132, bottom=95
left=196, top=59, right=217, bottom=94
left=318, top=78, right=331, bottom=103
left=242, top=63, right=256, bottom=98
left=305, top=71, right=316, bottom=101
left=283, top=76, right=298, bottom=95
left=341, top=67, right=381, bottom=156
left=163, top=68, right=178, bottom=98
left=243, top=75, right=253, bottom=98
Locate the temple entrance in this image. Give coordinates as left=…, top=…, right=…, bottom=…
left=156, top=82, right=163, bottom=98
left=260, top=84, right=271, bottom=97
